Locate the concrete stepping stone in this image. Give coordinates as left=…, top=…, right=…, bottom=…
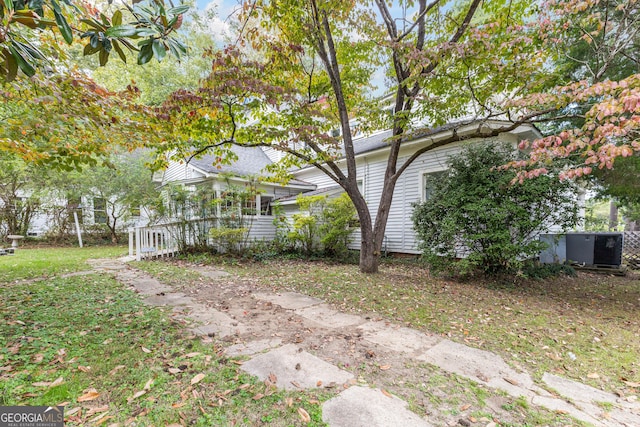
left=226, top=338, right=283, bottom=356
left=128, top=278, right=173, bottom=296
left=253, top=292, right=323, bottom=310
left=322, top=386, right=432, bottom=427
left=418, top=340, right=538, bottom=397
left=295, top=304, right=365, bottom=328
left=542, top=373, right=640, bottom=427
left=543, top=373, right=637, bottom=408
left=531, top=396, right=608, bottom=426
left=360, top=321, right=442, bottom=354
left=241, top=343, right=353, bottom=390
left=143, top=292, right=193, bottom=307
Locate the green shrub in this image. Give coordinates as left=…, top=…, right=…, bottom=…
left=209, top=227, right=249, bottom=255
left=320, top=193, right=358, bottom=258
left=412, top=142, right=580, bottom=277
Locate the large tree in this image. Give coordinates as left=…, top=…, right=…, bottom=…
left=161, top=0, right=554, bottom=273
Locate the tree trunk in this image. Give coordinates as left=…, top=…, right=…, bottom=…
left=359, top=226, right=379, bottom=273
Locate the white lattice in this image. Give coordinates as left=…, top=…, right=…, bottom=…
left=623, top=231, right=640, bottom=269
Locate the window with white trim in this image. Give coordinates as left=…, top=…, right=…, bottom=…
left=422, top=171, right=445, bottom=202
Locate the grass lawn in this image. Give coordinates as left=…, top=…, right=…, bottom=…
left=0, top=247, right=327, bottom=426
left=148, top=254, right=640, bottom=396
left=0, top=246, right=128, bottom=282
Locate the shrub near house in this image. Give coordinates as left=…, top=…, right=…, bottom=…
left=412, top=143, right=580, bottom=277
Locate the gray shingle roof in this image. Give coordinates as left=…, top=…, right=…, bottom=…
left=187, top=145, right=314, bottom=188
left=188, top=145, right=272, bottom=176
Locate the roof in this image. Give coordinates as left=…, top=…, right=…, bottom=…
left=277, top=185, right=343, bottom=203
left=348, top=120, right=541, bottom=157
left=189, top=145, right=273, bottom=176
left=186, top=145, right=315, bottom=188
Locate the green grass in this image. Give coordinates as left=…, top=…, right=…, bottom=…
left=0, top=246, right=128, bottom=282
left=0, top=249, right=329, bottom=426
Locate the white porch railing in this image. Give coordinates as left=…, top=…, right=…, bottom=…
left=129, top=216, right=277, bottom=261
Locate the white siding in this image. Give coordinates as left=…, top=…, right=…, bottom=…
left=295, top=136, right=513, bottom=254
left=247, top=217, right=277, bottom=241
left=162, top=161, right=207, bottom=184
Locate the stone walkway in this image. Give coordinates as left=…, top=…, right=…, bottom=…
left=89, top=258, right=640, bottom=427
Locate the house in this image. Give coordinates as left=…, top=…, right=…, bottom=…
left=145, top=119, right=541, bottom=257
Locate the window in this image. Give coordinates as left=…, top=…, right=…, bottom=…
left=93, top=197, right=107, bottom=224
left=130, top=207, right=141, bottom=217
left=422, top=171, right=445, bottom=202
left=261, top=195, right=273, bottom=216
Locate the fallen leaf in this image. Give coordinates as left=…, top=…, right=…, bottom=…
left=141, top=346, right=151, bottom=354
left=231, top=360, right=243, bottom=365
left=291, top=381, right=301, bottom=388
left=268, top=373, right=277, bottom=384
left=77, top=390, right=100, bottom=402
left=166, top=424, right=183, bottom=427
left=460, top=403, right=471, bottom=411
left=191, top=373, right=205, bottom=385
left=171, top=402, right=185, bottom=408
left=143, top=379, right=153, bottom=390
left=66, top=407, right=81, bottom=416
left=91, top=413, right=112, bottom=425
left=297, top=407, right=311, bottom=423
left=77, top=366, right=91, bottom=373
left=50, top=376, right=64, bottom=387
left=316, top=380, right=322, bottom=387
left=33, top=354, right=44, bottom=363
left=624, top=381, right=640, bottom=388
left=285, top=397, right=293, bottom=407
left=381, top=389, right=392, bottom=398
left=85, top=405, right=109, bottom=416
left=168, top=368, right=181, bottom=374
left=504, top=378, right=519, bottom=386
left=127, top=390, right=146, bottom=403
left=252, top=393, right=264, bottom=400
left=108, top=365, right=125, bottom=376
left=185, top=352, right=201, bottom=358
left=379, top=365, right=391, bottom=371
left=587, top=372, right=600, bottom=379
left=32, top=381, right=52, bottom=387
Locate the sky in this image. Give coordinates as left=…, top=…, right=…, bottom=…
left=194, top=0, right=239, bottom=42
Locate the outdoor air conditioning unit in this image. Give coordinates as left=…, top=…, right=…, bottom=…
left=540, top=233, right=623, bottom=268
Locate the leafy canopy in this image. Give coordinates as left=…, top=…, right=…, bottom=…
left=0, top=0, right=189, bottom=81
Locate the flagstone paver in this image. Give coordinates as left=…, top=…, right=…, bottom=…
left=359, top=320, right=442, bottom=354
left=322, top=386, right=433, bottom=427
left=240, top=343, right=354, bottom=390
left=225, top=338, right=284, bottom=356
left=252, top=291, right=323, bottom=310
left=294, top=303, right=365, bottom=328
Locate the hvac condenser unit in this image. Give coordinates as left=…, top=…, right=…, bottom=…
left=540, top=233, right=623, bottom=268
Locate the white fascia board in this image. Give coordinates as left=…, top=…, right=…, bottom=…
left=292, top=121, right=541, bottom=175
